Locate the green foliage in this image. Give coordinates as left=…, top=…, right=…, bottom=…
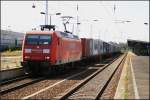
left=10, top=47, right=21, bottom=51
left=2, top=47, right=22, bottom=52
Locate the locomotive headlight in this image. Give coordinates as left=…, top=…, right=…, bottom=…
left=43, top=49, right=50, bottom=53
left=25, top=56, right=30, bottom=59
left=25, top=49, right=31, bottom=53
left=45, top=56, right=50, bottom=59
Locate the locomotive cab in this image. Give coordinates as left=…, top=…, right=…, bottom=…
left=21, top=32, right=53, bottom=74
left=21, top=25, right=56, bottom=74
left=23, top=33, right=51, bottom=61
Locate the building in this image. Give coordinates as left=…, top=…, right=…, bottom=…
left=1, top=30, right=25, bottom=51
left=127, top=39, right=150, bottom=56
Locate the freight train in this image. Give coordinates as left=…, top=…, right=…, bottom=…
left=21, top=25, right=120, bottom=74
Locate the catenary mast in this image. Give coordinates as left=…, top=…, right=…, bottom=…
left=45, top=0, right=48, bottom=25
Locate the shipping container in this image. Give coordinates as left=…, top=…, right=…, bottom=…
left=92, top=39, right=99, bottom=56
left=98, top=40, right=104, bottom=54
left=81, top=38, right=91, bottom=58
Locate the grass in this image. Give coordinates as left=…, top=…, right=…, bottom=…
left=124, top=75, right=129, bottom=99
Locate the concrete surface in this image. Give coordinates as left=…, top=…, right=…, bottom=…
left=114, top=52, right=149, bottom=99
left=114, top=53, right=130, bottom=99
left=131, top=55, right=149, bottom=99
left=1, top=56, right=22, bottom=70
left=0, top=68, right=25, bottom=82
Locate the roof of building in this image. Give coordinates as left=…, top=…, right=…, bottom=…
left=127, top=39, right=150, bottom=48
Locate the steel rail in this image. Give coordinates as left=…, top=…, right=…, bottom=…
left=0, top=77, right=45, bottom=95
left=0, top=75, right=30, bottom=86
left=95, top=53, right=127, bottom=99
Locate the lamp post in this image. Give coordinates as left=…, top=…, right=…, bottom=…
left=32, top=0, right=51, bottom=25
left=40, top=12, right=61, bottom=25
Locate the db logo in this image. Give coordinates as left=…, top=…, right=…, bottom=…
left=37, top=46, right=39, bottom=48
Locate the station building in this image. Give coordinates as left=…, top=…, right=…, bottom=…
left=127, top=39, right=150, bottom=56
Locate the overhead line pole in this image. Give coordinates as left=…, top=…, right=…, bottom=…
left=45, top=0, right=48, bottom=25
left=77, top=4, right=79, bottom=36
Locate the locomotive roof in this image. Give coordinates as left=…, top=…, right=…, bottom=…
left=26, top=30, right=79, bottom=40
left=26, top=31, right=53, bottom=34
left=55, top=31, right=79, bottom=40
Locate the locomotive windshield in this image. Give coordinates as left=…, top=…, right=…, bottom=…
left=26, top=34, right=51, bottom=45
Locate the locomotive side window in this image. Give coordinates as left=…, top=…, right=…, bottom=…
left=26, top=35, right=51, bottom=45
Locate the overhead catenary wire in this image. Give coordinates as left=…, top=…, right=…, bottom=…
left=100, top=1, right=125, bottom=43
left=99, top=1, right=115, bottom=42
left=113, top=1, right=127, bottom=43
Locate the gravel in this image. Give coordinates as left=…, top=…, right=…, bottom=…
left=67, top=56, right=124, bottom=99
left=28, top=68, right=97, bottom=99
left=100, top=55, right=125, bottom=99
left=1, top=78, right=35, bottom=91
left=1, top=67, right=97, bottom=99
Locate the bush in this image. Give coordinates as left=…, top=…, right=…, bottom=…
left=9, top=47, right=22, bottom=51
left=1, top=47, right=22, bottom=52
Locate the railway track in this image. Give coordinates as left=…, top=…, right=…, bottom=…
left=0, top=76, right=45, bottom=94
left=0, top=74, right=30, bottom=85
left=54, top=54, right=127, bottom=100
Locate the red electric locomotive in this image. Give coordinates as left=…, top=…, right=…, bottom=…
left=21, top=25, right=82, bottom=74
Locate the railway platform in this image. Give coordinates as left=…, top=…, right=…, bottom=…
left=115, top=52, right=149, bottom=99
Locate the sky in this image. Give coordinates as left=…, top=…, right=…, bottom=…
left=1, top=1, right=149, bottom=43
